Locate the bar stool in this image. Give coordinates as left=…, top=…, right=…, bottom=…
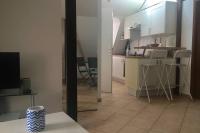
left=139, top=50, right=170, bottom=103
left=165, top=50, right=192, bottom=100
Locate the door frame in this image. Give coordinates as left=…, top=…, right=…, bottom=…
left=191, top=0, right=200, bottom=98
left=65, top=0, right=77, bottom=121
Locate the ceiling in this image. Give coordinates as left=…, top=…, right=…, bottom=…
left=112, top=0, right=145, bottom=16
left=62, top=0, right=146, bottom=17
left=76, top=0, right=145, bottom=17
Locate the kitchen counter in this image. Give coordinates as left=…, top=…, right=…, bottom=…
left=126, top=55, right=147, bottom=59
left=112, top=55, right=126, bottom=57
left=113, top=54, right=147, bottom=59
left=125, top=57, right=176, bottom=96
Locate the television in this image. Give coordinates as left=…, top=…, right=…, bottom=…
left=0, top=52, right=20, bottom=89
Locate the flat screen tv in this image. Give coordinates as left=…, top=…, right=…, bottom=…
left=0, top=52, right=20, bottom=89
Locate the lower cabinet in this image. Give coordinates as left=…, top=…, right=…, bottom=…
left=125, top=57, right=176, bottom=96
left=112, top=56, right=125, bottom=83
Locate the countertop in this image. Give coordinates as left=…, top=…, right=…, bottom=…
left=113, top=54, right=146, bottom=59
left=125, top=55, right=147, bottom=59
left=112, top=55, right=126, bottom=58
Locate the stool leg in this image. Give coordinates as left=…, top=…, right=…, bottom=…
left=157, top=65, right=165, bottom=96
left=138, top=66, right=145, bottom=98
left=182, top=66, right=193, bottom=100
left=142, top=66, right=151, bottom=103
left=166, top=65, right=173, bottom=100
left=156, top=67, right=170, bottom=101
left=155, top=66, right=161, bottom=96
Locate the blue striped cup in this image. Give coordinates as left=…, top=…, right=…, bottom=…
left=26, top=106, right=46, bottom=133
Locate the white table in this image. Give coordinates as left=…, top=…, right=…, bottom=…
left=0, top=112, right=88, bottom=133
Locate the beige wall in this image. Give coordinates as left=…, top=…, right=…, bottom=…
left=77, top=16, right=98, bottom=58
left=0, top=0, right=63, bottom=113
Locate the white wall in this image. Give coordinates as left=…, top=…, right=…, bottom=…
left=76, top=0, right=98, bottom=17
left=77, top=16, right=98, bottom=58
left=113, top=17, right=121, bottom=46
left=180, top=0, right=193, bottom=95
left=0, top=0, right=63, bottom=113
left=61, top=0, right=98, bottom=17
left=100, top=0, right=113, bottom=93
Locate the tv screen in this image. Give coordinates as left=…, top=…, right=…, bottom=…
left=0, top=52, right=20, bottom=89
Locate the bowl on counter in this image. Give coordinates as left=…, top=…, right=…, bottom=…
left=148, top=43, right=160, bottom=47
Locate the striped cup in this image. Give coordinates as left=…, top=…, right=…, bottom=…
left=26, top=106, right=45, bottom=133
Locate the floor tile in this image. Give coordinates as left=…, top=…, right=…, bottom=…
left=94, top=114, right=132, bottom=133
left=151, top=114, right=182, bottom=133
left=75, top=81, right=200, bottom=133
left=127, top=117, right=157, bottom=130
left=149, top=129, right=165, bottom=133
left=118, top=126, right=148, bottom=133
left=180, top=126, right=200, bottom=133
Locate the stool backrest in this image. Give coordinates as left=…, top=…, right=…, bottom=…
left=77, top=57, right=86, bottom=66
left=88, top=57, right=97, bottom=69
left=148, top=50, right=168, bottom=59
left=174, top=50, right=192, bottom=58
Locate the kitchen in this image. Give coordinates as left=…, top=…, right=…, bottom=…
left=112, top=0, right=192, bottom=102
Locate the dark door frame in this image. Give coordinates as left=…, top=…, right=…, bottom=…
left=65, top=0, right=77, bottom=121
left=191, top=0, right=200, bottom=98
left=176, top=0, right=183, bottom=49
left=175, top=0, right=183, bottom=95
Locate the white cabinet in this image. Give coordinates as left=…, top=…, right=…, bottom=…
left=140, top=9, right=151, bottom=37
left=149, top=1, right=177, bottom=35
left=112, top=56, right=125, bottom=82
left=124, top=1, right=177, bottom=37
left=150, top=3, right=165, bottom=35
left=124, top=14, right=141, bottom=39
left=124, top=16, right=132, bottom=39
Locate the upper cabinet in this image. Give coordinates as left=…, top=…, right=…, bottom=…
left=140, top=9, right=151, bottom=37
left=150, top=1, right=177, bottom=35
left=124, top=1, right=177, bottom=39
left=124, top=15, right=132, bottom=39
left=124, top=13, right=142, bottom=39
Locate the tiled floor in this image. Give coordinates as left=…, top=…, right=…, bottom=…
left=62, top=80, right=98, bottom=112
left=78, top=81, right=200, bottom=133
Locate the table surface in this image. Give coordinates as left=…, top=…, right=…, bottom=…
left=0, top=112, right=88, bottom=133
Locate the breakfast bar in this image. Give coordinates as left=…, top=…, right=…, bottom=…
left=134, top=46, right=186, bottom=56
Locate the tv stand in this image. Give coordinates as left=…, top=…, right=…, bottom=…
left=0, top=92, right=37, bottom=122
left=0, top=92, right=37, bottom=106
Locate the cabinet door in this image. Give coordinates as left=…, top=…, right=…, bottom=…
left=140, top=9, right=151, bottom=37
left=112, top=56, right=125, bottom=80
left=150, top=3, right=165, bottom=35
left=124, top=17, right=131, bottom=39
left=124, top=14, right=140, bottom=39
